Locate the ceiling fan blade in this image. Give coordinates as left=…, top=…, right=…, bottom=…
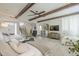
left=28, top=14, right=37, bottom=16
left=38, top=11, right=45, bottom=14
left=30, top=10, right=37, bottom=14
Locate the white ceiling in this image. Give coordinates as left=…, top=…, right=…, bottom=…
left=0, top=3, right=79, bottom=23
left=31, top=4, right=79, bottom=22
left=18, top=3, right=68, bottom=21
left=0, top=3, right=27, bottom=17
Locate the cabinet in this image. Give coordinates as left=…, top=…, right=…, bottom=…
left=48, top=31, right=60, bottom=39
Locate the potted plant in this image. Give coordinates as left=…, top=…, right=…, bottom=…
left=69, top=40, right=79, bottom=56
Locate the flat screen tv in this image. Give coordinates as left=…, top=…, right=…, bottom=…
left=50, top=25, right=59, bottom=31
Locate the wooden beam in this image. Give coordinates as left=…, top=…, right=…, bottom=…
left=29, top=3, right=79, bottom=21
left=37, top=12, right=79, bottom=23
left=15, top=3, right=35, bottom=18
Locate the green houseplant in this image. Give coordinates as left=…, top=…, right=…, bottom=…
left=69, top=40, right=79, bottom=56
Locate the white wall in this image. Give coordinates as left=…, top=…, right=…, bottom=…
left=37, top=18, right=62, bottom=32
left=37, top=14, right=79, bottom=41
left=36, top=18, right=62, bottom=37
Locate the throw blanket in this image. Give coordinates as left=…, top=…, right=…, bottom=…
left=0, top=40, right=42, bottom=56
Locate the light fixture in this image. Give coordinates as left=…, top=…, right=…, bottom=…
left=19, top=22, right=24, bottom=26
left=1, top=22, right=9, bottom=27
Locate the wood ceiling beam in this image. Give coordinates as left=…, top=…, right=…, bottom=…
left=15, top=3, right=35, bottom=18
left=29, top=3, right=79, bottom=21
left=37, top=12, right=79, bottom=23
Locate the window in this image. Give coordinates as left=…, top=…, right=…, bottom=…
left=62, top=15, right=79, bottom=37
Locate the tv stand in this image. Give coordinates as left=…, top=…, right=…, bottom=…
left=48, top=31, right=60, bottom=40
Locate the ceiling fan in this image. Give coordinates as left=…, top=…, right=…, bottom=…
left=28, top=10, right=45, bottom=16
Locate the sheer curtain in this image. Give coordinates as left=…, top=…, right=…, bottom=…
left=62, top=15, right=79, bottom=37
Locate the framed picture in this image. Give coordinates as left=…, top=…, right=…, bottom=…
left=50, top=25, right=59, bottom=31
